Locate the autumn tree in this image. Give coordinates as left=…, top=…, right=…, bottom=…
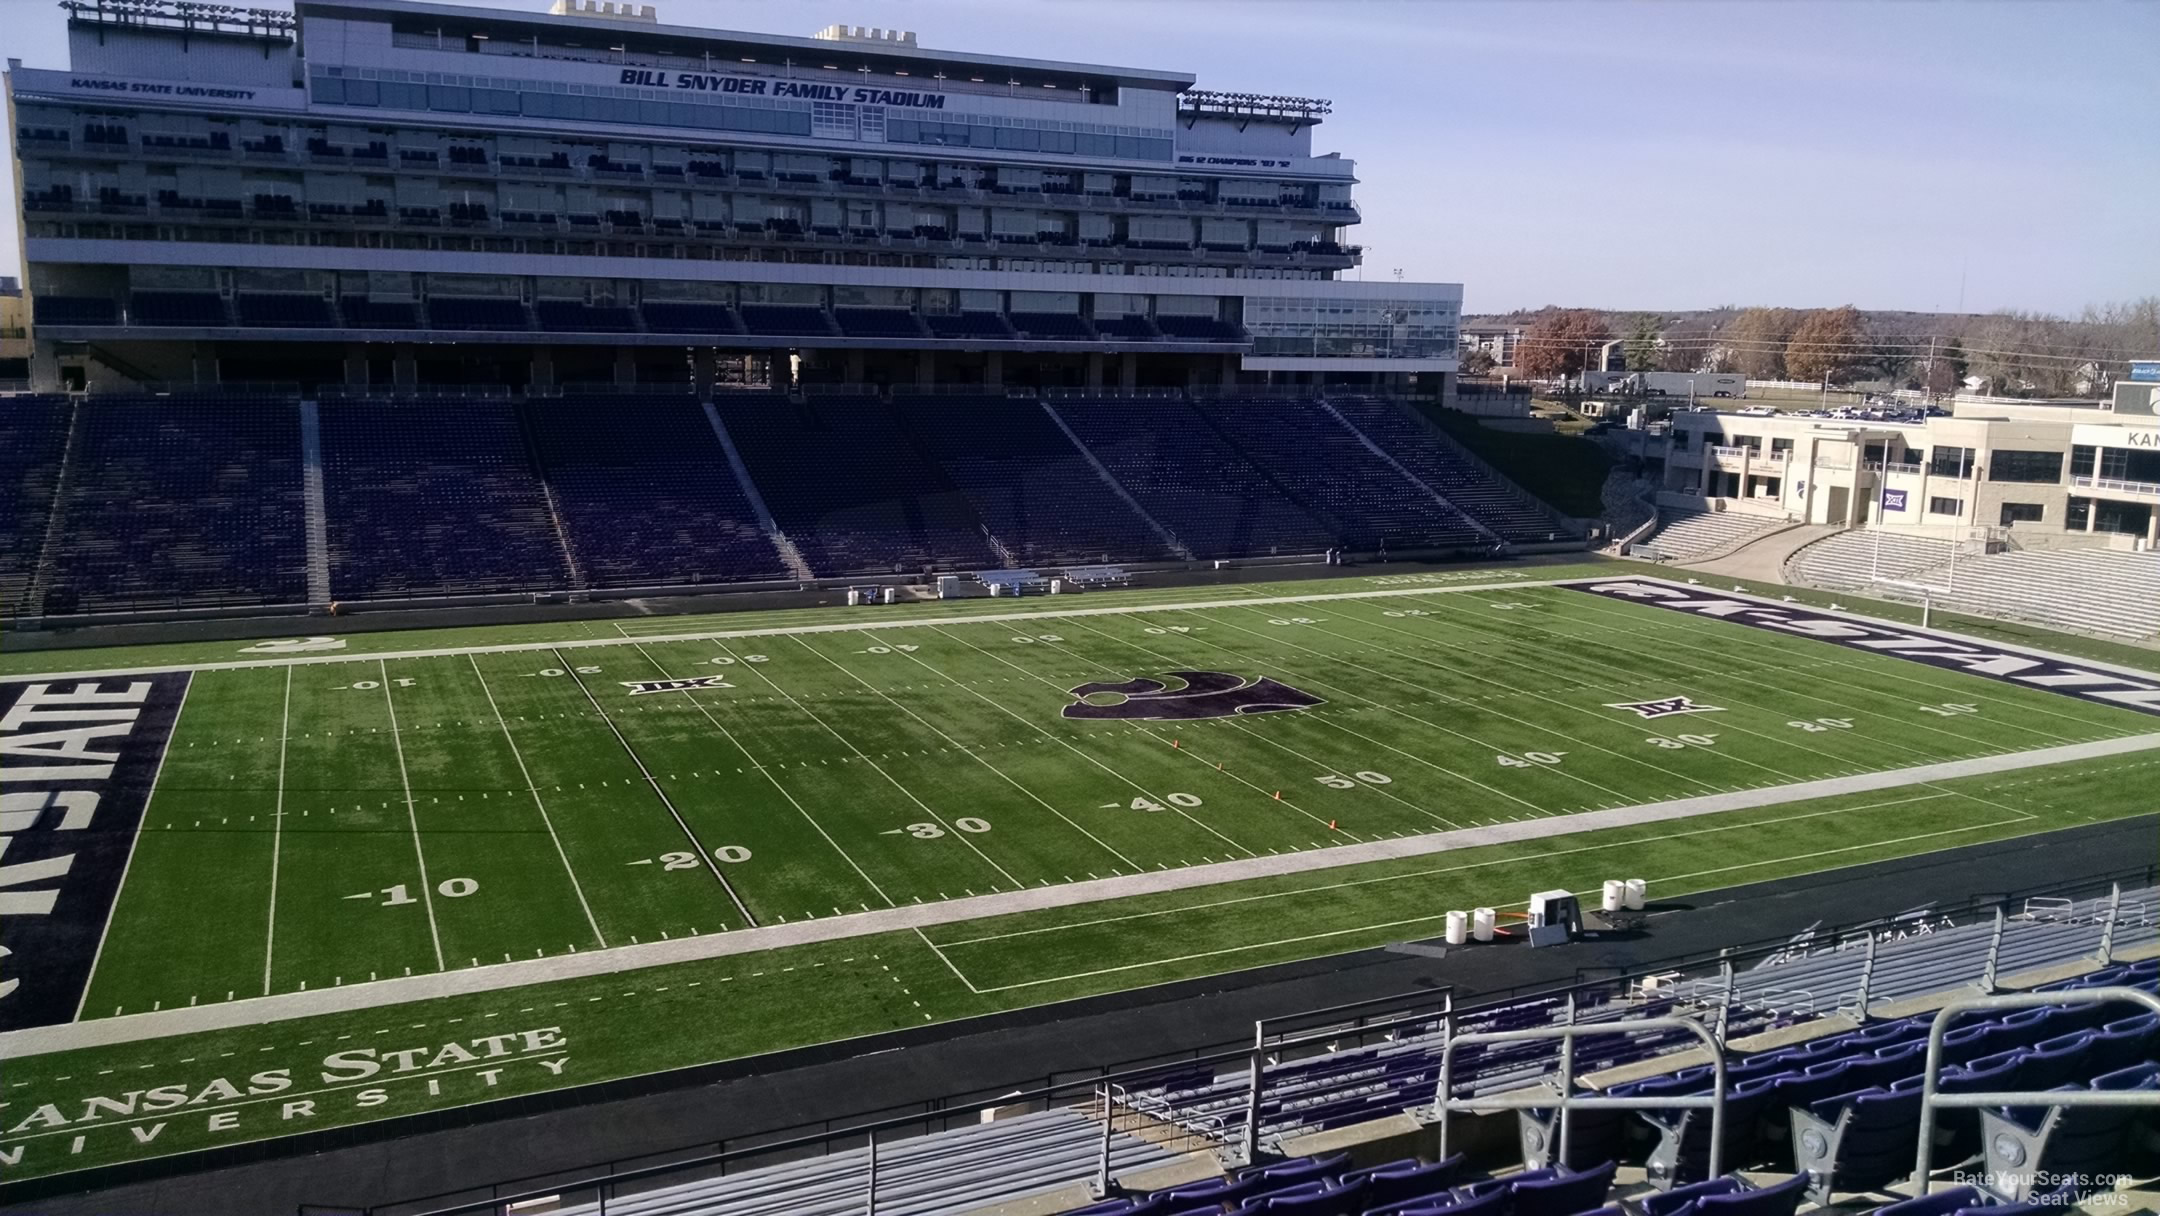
left=1459, top=347, right=1497, bottom=376
left=1515, top=308, right=1612, bottom=378
left=1785, top=306, right=1865, bottom=384
left=1727, top=307, right=1799, bottom=379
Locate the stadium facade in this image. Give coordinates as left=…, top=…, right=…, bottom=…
left=1662, top=397, right=2160, bottom=545
left=5, top=0, right=1461, bottom=393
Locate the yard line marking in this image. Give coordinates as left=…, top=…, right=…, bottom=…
left=1515, top=590, right=2098, bottom=742
left=470, top=655, right=607, bottom=949
left=381, top=661, right=446, bottom=971
left=1430, top=591, right=2070, bottom=753
left=629, top=643, right=893, bottom=907
left=706, top=637, right=1023, bottom=890
left=1165, top=606, right=1680, bottom=799
left=907, top=625, right=1254, bottom=855
left=1347, top=596, right=2021, bottom=777
left=1033, top=620, right=1363, bottom=838
left=914, top=927, right=982, bottom=995
left=1059, top=616, right=1508, bottom=828
left=1209, top=605, right=1802, bottom=789
left=554, top=649, right=759, bottom=929
left=262, top=667, right=293, bottom=995
left=14, top=734, right=2155, bottom=1058
left=1315, top=600, right=1855, bottom=776
left=72, top=672, right=195, bottom=1021
left=798, top=635, right=1137, bottom=871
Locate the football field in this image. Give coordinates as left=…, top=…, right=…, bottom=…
left=4, top=567, right=2158, bottom=1181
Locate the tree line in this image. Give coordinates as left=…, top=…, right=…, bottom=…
left=1488, top=298, right=2158, bottom=397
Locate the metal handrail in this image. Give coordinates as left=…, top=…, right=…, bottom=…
left=1432, top=1016, right=1730, bottom=1178
left=1910, top=986, right=2160, bottom=1194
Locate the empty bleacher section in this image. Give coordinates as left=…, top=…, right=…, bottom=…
left=523, top=395, right=788, bottom=587
left=738, top=304, right=838, bottom=337
left=1052, top=398, right=1336, bottom=558
left=1330, top=397, right=1573, bottom=542
left=640, top=301, right=744, bottom=336
left=38, top=397, right=308, bottom=611
left=128, top=290, right=228, bottom=326
left=360, top=875, right=2157, bottom=1216
left=925, top=311, right=1017, bottom=341
left=1630, top=511, right=1786, bottom=563
left=558, top=1107, right=1179, bottom=1216
left=892, top=396, right=1176, bottom=565
left=718, top=394, right=1000, bottom=574
left=234, top=292, right=337, bottom=328
left=0, top=395, right=73, bottom=614
left=338, top=296, right=420, bottom=329
left=1786, top=531, right=1952, bottom=589
left=534, top=300, right=639, bottom=333
left=317, top=400, right=570, bottom=598
left=1786, top=531, right=2160, bottom=640
left=832, top=308, right=929, bottom=340
left=425, top=295, right=531, bottom=331
left=1193, top=397, right=1488, bottom=551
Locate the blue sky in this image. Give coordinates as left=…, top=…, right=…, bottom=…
left=4, top=0, right=2154, bottom=315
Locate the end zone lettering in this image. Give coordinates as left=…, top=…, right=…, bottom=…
left=1566, top=580, right=2160, bottom=717
left=0, top=674, right=191, bottom=1032
left=0, top=1027, right=567, bottom=1169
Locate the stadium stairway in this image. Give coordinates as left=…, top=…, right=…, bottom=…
left=1327, top=397, right=1576, bottom=544
left=1188, top=396, right=1489, bottom=553
left=1045, top=397, right=1337, bottom=560
left=2, top=394, right=77, bottom=617
left=889, top=395, right=1184, bottom=567
left=1629, top=512, right=1791, bottom=564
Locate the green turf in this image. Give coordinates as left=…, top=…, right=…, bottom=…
left=3, top=569, right=2156, bottom=1182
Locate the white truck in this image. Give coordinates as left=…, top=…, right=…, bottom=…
left=1584, top=371, right=1745, bottom=399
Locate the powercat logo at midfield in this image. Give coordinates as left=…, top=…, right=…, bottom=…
left=1062, top=671, right=1323, bottom=721
left=0, top=674, right=191, bottom=1031
left=1566, top=580, right=2160, bottom=717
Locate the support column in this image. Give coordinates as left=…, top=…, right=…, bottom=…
left=692, top=348, right=716, bottom=399
left=916, top=349, right=935, bottom=388
left=1220, top=353, right=1238, bottom=388
left=530, top=346, right=555, bottom=392
left=191, top=340, right=216, bottom=385
left=2147, top=507, right=2157, bottom=547
left=1085, top=351, right=1104, bottom=390
left=613, top=345, right=635, bottom=387
left=343, top=343, right=369, bottom=389
left=985, top=349, right=1004, bottom=388
left=1119, top=351, right=1138, bottom=392
left=30, top=343, right=62, bottom=392
left=392, top=344, right=418, bottom=390
left=844, top=349, right=866, bottom=384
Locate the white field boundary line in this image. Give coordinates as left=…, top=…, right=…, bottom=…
left=9, top=731, right=2157, bottom=1059
left=0, top=577, right=1569, bottom=683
